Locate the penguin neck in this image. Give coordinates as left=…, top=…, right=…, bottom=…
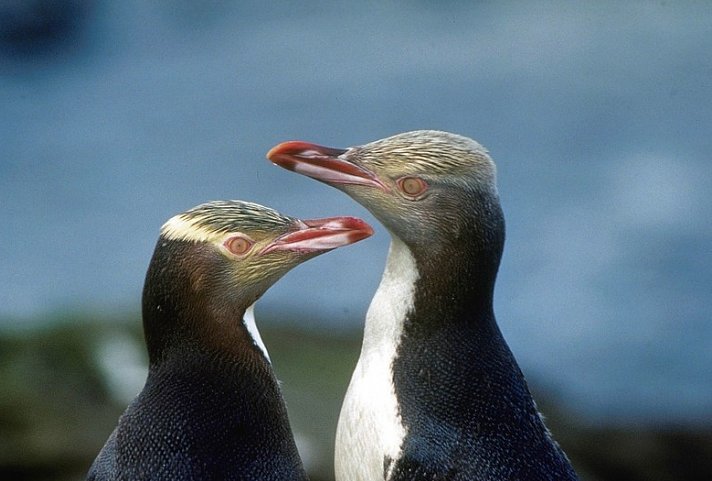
left=141, top=239, right=271, bottom=368
left=141, top=293, right=290, bottom=443
left=143, top=289, right=270, bottom=373
left=360, top=231, right=499, bottom=373
left=361, top=236, right=419, bottom=356
left=365, top=224, right=502, bottom=347
left=376, top=224, right=516, bottom=384
left=414, top=225, right=503, bottom=323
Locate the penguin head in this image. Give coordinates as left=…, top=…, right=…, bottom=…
left=268, top=130, right=502, bottom=256
left=158, top=200, right=372, bottom=305
left=143, top=200, right=372, bottom=358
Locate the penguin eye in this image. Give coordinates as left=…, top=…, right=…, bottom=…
left=397, top=176, right=428, bottom=198
left=224, top=235, right=254, bottom=257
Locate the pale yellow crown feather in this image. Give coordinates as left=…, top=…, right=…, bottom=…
left=356, top=130, right=497, bottom=190
left=160, top=200, right=293, bottom=243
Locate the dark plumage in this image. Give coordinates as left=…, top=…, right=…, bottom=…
left=88, top=200, right=372, bottom=481
left=268, top=131, right=579, bottom=481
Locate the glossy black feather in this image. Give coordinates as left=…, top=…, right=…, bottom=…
left=87, top=238, right=307, bottom=481
left=388, top=191, right=578, bottom=480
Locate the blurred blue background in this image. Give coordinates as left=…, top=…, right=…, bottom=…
left=1, top=1, right=711, bottom=479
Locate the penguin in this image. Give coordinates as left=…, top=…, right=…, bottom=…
left=87, top=200, right=373, bottom=481
left=268, top=131, right=579, bottom=481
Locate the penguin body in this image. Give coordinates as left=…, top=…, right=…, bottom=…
left=90, top=338, right=303, bottom=481
left=268, top=131, right=579, bottom=481
left=88, top=201, right=372, bottom=481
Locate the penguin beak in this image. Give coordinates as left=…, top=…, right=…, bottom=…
left=260, top=216, right=373, bottom=255
left=267, top=141, right=388, bottom=191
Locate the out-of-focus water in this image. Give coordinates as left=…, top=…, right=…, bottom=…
left=1, top=1, right=711, bottom=423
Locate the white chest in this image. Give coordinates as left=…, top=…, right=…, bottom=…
left=335, top=238, right=419, bottom=481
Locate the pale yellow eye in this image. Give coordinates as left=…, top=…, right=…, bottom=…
left=224, top=236, right=253, bottom=256
left=398, top=176, right=428, bottom=197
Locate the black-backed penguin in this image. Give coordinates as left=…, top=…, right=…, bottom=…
left=87, top=200, right=373, bottom=481
left=268, top=132, right=578, bottom=481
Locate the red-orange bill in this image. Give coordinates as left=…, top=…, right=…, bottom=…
left=267, top=141, right=388, bottom=191
left=260, top=216, right=373, bottom=255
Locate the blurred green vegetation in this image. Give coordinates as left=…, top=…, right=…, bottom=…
left=0, top=314, right=710, bottom=481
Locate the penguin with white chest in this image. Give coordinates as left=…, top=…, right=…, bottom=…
left=268, top=131, right=579, bottom=481
left=87, top=200, right=373, bottom=481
